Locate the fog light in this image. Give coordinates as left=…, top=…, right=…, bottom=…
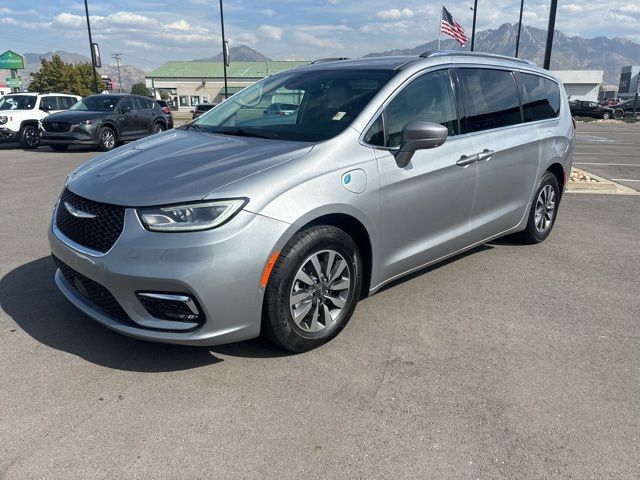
left=136, top=292, right=203, bottom=323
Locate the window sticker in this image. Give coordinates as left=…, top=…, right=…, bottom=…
left=332, top=111, right=346, bottom=121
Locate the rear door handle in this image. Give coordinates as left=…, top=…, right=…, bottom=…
left=477, top=149, right=495, bottom=161
left=456, top=154, right=479, bottom=166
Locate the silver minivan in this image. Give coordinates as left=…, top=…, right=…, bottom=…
left=49, top=51, right=574, bottom=352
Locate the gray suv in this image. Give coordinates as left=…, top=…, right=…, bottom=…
left=49, top=51, right=574, bottom=352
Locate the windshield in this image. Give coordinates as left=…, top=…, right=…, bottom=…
left=70, top=96, right=119, bottom=112
left=192, top=68, right=396, bottom=142
left=0, top=95, right=37, bottom=111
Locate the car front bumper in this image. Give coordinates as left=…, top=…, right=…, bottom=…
left=48, top=203, right=291, bottom=345
left=41, top=124, right=99, bottom=145
left=0, top=127, right=18, bottom=142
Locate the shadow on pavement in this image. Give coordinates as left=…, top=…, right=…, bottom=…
left=0, top=257, right=289, bottom=372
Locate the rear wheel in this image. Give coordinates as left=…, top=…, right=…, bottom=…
left=19, top=125, right=41, bottom=149
left=50, top=144, right=69, bottom=152
left=152, top=123, right=165, bottom=134
left=97, top=127, right=116, bottom=151
left=602, top=112, right=611, bottom=120
left=517, top=171, right=560, bottom=244
left=613, top=109, right=624, bottom=119
left=262, top=225, right=362, bottom=352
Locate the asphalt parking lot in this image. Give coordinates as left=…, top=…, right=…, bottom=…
left=574, top=122, right=640, bottom=191
left=1, top=141, right=639, bottom=479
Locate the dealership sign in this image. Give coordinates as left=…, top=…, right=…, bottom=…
left=6, top=77, right=22, bottom=87
left=0, top=50, right=25, bottom=70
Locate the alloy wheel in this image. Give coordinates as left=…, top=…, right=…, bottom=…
left=289, top=249, right=351, bottom=333
left=534, top=184, right=556, bottom=233
left=101, top=130, right=115, bottom=149
left=24, top=127, right=39, bottom=148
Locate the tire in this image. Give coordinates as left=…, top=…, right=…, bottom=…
left=517, top=171, right=561, bottom=244
left=152, top=123, right=165, bottom=134
left=262, top=225, right=363, bottom=352
left=602, top=112, right=611, bottom=120
left=50, top=144, right=69, bottom=152
left=19, top=125, right=41, bottom=149
left=97, top=127, right=117, bottom=152
left=613, top=109, right=624, bottom=119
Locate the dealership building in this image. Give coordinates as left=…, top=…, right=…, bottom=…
left=550, top=70, right=604, bottom=102
left=145, top=61, right=307, bottom=110
left=617, top=66, right=640, bottom=100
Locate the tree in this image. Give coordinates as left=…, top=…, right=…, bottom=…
left=29, top=54, right=97, bottom=96
left=131, top=82, right=150, bottom=96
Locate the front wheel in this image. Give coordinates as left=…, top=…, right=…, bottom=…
left=19, top=125, right=41, bottom=149
left=517, top=171, right=560, bottom=244
left=602, top=112, right=611, bottom=120
left=262, top=225, right=362, bottom=352
left=613, top=109, right=624, bottom=119
left=97, top=127, right=117, bottom=152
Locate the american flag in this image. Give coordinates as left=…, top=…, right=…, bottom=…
left=440, top=6, right=468, bottom=46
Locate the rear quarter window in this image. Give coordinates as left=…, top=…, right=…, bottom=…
left=516, top=73, right=561, bottom=122
left=457, top=68, right=522, bottom=134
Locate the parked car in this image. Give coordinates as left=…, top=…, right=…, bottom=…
left=0, top=92, right=80, bottom=148
left=41, top=94, right=168, bottom=152
left=609, top=99, right=639, bottom=118
left=264, top=102, right=300, bottom=116
left=49, top=52, right=574, bottom=352
left=600, top=97, right=622, bottom=106
left=156, top=99, right=174, bottom=128
left=568, top=100, right=615, bottom=119
left=191, top=103, right=216, bottom=119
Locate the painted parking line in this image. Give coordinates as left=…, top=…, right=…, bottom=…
left=574, top=162, right=640, bottom=166
left=574, top=153, right=640, bottom=157
left=611, top=179, right=640, bottom=182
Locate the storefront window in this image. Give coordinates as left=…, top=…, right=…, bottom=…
left=202, top=95, right=209, bottom=104
left=190, top=96, right=200, bottom=106
left=179, top=96, right=189, bottom=107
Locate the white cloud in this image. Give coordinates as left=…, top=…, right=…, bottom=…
left=261, top=9, right=276, bottom=17
left=376, top=8, right=414, bottom=20
left=124, top=39, right=153, bottom=50
left=107, top=11, right=157, bottom=27
left=52, top=13, right=84, bottom=29
left=258, top=25, right=283, bottom=41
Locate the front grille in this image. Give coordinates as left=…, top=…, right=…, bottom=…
left=42, top=121, right=71, bottom=133
left=52, top=255, right=132, bottom=324
left=55, top=189, right=125, bottom=253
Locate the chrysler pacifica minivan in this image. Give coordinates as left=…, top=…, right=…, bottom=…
left=49, top=51, right=574, bottom=352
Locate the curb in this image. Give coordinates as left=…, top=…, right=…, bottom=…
left=567, top=168, right=638, bottom=195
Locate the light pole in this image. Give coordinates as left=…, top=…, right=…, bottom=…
left=543, top=0, right=558, bottom=70
left=219, top=0, right=229, bottom=100
left=515, top=0, right=525, bottom=58
left=470, top=0, right=478, bottom=51
left=83, top=0, right=100, bottom=94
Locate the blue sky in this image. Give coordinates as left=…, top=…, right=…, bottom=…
left=1, top=1, right=639, bottom=70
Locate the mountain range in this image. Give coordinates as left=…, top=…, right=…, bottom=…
left=365, top=23, right=640, bottom=85
left=194, top=45, right=271, bottom=62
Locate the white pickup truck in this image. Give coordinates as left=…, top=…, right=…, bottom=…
left=0, top=92, right=80, bottom=148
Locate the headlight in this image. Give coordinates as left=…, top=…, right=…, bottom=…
left=75, top=119, right=95, bottom=125
left=137, top=199, right=247, bottom=232
left=0, top=116, right=7, bottom=125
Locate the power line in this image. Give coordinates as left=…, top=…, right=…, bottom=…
left=112, top=52, right=123, bottom=93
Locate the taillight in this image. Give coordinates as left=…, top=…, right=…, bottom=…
left=162, top=107, right=170, bottom=114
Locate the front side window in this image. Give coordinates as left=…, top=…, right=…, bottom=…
left=457, top=68, right=522, bottom=134
left=193, top=68, right=396, bottom=142
left=517, top=73, right=560, bottom=122
left=365, top=69, right=458, bottom=148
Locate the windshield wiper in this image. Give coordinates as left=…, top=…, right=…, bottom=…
left=182, top=123, right=208, bottom=133
left=209, top=128, right=278, bottom=140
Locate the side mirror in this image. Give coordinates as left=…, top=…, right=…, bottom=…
left=394, top=121, right=448, bottom=168
left=121, top=106, right=132, bottom=114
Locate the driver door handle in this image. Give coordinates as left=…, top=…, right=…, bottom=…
left=477, top=149, right=495, bottom=162
left=456, top=154, right=479, bottom=166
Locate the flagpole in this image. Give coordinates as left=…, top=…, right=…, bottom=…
left=437, top=6, right=442, bottom=50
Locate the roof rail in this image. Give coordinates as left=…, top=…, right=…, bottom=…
left=419, top=50, right=536, bottom=66
left=309, top=57, right=350, bottom=64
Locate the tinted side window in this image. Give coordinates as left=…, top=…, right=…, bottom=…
left=457, top=68, right=522, bottom=133
left=40, top=96, right=58, bottom=111
left=145, top=98, right=155, bottom=110
left=133, top=97, right=149, bottom=110
left=517, top=73, right=560, bottom=122
left=119, top=98, right=133, bottom=111
left=59, top=96, right=76, bottom=109
left=366, top=70, right=458, bottom=147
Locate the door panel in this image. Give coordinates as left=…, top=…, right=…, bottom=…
left=377, top=141, right=477, bottom=282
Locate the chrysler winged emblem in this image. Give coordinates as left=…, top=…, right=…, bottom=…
left=64, top=201, right=97, bottom=219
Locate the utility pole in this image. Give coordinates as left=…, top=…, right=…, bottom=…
left=83, top=0, right=100, bottom=94
left=219, top=0, right=229, bottom=100
left=470, top=0, right=478, bottom=51
left=515, top=0, right=525, bottom=58
left=543, top=0, right=558, bottom=70
left=112, top=53, right=123, bottom=93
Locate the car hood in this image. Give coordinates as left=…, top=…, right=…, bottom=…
left=44, top=110, right=112, bottom=122
left=66, top=129, right=314, bottom=207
